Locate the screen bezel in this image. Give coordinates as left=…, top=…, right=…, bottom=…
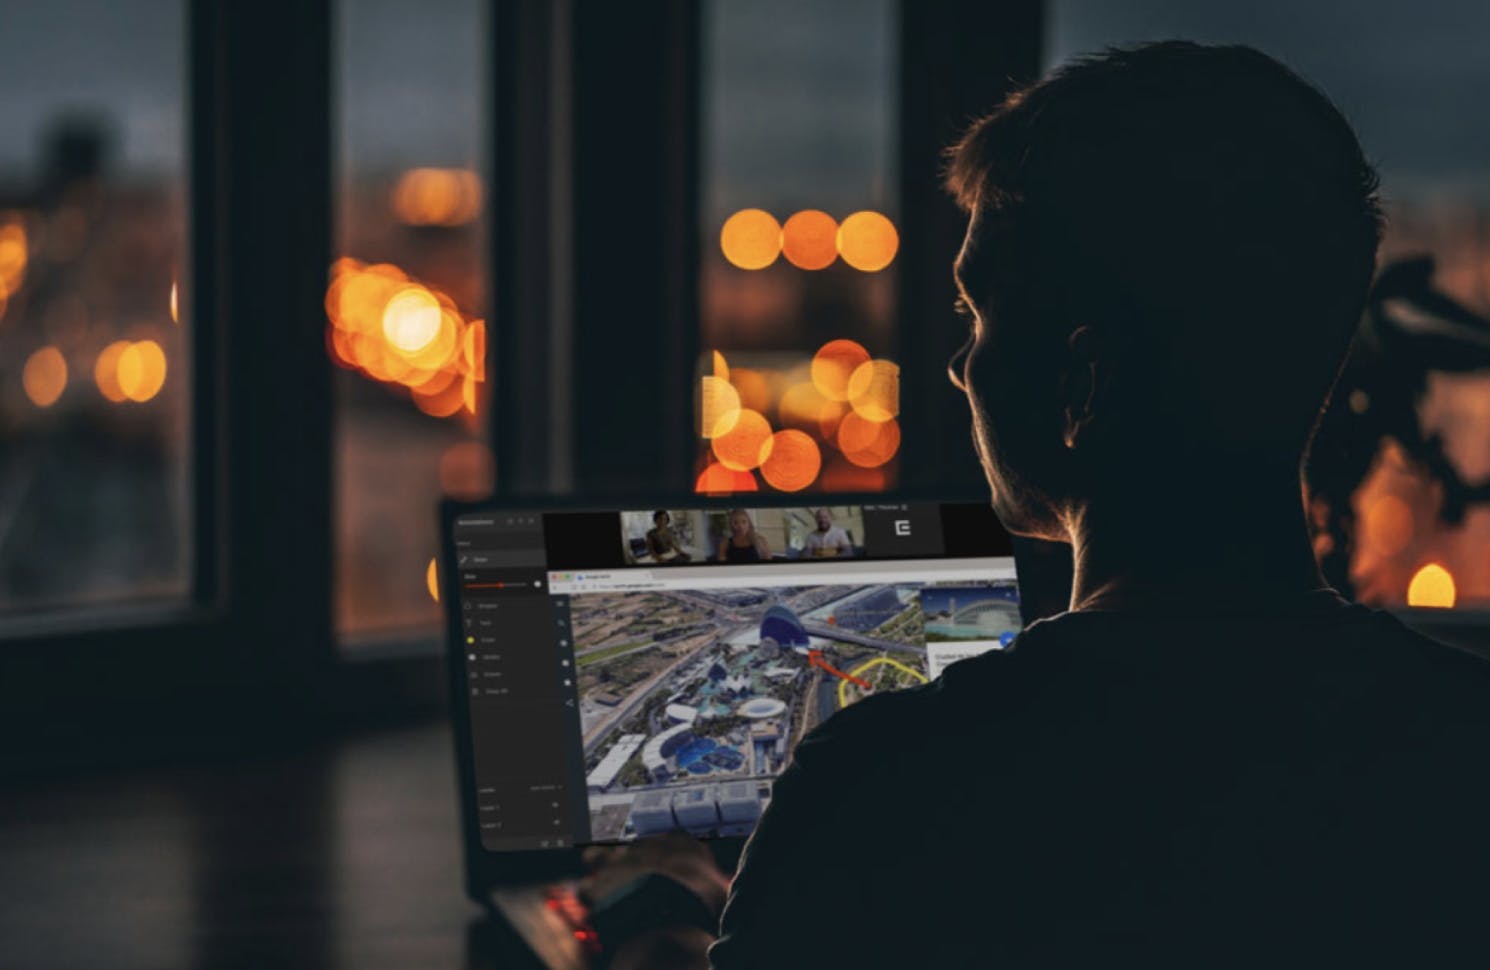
left=440, top=490, right=1017, bottom=895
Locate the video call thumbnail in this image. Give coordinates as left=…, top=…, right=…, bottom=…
left=620, top=506, right=868, bottom=565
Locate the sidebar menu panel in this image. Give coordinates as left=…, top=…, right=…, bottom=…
left=454, top=514, right=589, bottom=851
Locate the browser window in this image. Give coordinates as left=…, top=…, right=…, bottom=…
left=449, top=503, right=1017, bottom=849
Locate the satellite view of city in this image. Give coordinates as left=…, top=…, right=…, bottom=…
left=572, top=580, right=1019, bottom=841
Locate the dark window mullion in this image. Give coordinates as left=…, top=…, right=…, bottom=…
left=0, top=0, right=336, bottom=741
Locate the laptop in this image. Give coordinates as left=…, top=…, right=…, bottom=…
left=440, top=498, right=1020, bottom=958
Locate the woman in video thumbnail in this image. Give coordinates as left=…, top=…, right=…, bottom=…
left=646, top=510, right=692, bottom=563
left=719, top=508, right=770, bottom=563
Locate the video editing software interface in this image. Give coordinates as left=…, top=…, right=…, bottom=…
left=452, top=503, right=1017, bottom=851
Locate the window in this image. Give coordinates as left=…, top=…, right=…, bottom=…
left=0, top=1, right=189, bottom=615
left=332, top=0, right=491, bottom=643
left=696, top=0, right=903, bottom=495
left=1049, top=0, right=1490, bottom=610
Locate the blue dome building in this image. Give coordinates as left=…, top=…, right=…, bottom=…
left=759, top=605, right=809, bottom=648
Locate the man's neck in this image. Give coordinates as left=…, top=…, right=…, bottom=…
left=1065, top=479, right=1327, bottom=613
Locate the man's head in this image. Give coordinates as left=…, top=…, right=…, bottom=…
left=815, top=509, right=832, bottom=531
left=945, top=42, right=1381, bottom=540
left=654, top=510, right=670, bottom=526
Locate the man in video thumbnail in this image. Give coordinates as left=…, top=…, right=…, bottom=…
left=801, top=508, right=853, bottom=558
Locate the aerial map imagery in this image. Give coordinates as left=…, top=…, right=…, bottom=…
left=572, top=579, right=1019, bottom=841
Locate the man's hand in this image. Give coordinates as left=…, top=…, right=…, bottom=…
left=579, top=832, right=729, bottom=916
left=578, top=834, right=728, bottom=970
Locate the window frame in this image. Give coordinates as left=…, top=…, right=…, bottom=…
left=0, top=0, right=338, bottom=756
left=1, top=0, right=1062, bottom=760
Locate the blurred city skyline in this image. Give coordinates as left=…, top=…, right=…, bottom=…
left=2, top=0, right=1489, bottom=200
left=1, top=0, right=1487, bottom=619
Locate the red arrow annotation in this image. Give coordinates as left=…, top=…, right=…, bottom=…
left=807, top=649, right=871, bottom=689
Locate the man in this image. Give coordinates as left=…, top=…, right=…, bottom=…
left=585, top=42, right=1490, bottom=967
left=801, top=508, right=852, bottom=558
left=708, top=42, right=1490, bottom=966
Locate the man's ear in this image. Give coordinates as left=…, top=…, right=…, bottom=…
left=1060, top=325, right=1111, bottom=450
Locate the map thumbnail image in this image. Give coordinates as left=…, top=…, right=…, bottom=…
left=920, top=583, right=1021, bottom=642
left=918, top=582, right=1022, bottom=680
left=572, top=583, right=931, bottom=841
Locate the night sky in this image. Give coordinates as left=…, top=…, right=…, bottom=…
left=1049, top=0, right=1490, bottom=196
left=1, top=0, right=1486, bottom=202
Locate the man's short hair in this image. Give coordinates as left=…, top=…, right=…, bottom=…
left=946, top=41, right=1382, bottom=461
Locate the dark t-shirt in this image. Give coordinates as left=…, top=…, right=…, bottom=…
left=710, top=594, right=1490, bottom=967
left=724, top=541, right=762, bottom=563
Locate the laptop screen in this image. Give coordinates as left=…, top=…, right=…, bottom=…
left=447, top=502, right=1017, bottom=851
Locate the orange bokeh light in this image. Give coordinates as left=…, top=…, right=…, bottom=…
left=720, top=209, right=781, bottom=270
left=95, top=340, right=130, bottom=402
left=712, top=349, right=730, bottom=382
left=426, top=557, right=440, bottom=603
left=729, top=367, right=773, bottom=414
left=836, top=210, right=898, bottom=272
left=410, top=367, right=459, bottom=396
left=118, top=340, right=167, bottom=402
left=336, top=267, right=403, bottom=337
left=811, top=339, right=870, bottom=402
left=0, top=218, right=27, bottom=297
left=1361, top=494, right=1414, bottom=558
left=759, top=429, right=822, bottom=492
left=392, top=168, right=483, bottom=227
left=462, top=320, right=487, bottom=381
left=695, top=463, right=759, bottom=494
left=837, top=413, right=900, bottom=467
left=1407, top=563, right=1456, bottom=608
left=382, top=286, right=443, bottom=354
left=326, top=330, right=353, bottom=372
left=711, top=408, right=773, bottom=471
left=817, top=400, right=849, bottom=441
left=22, top=346, right=67, bottom=407
left=781, top=210, right=838, bottom=270
left=700, top=375, right=742, bottom=438
left=170, top=279, right=179, bottom=324
left=778, top=381, right=833, bottom=431
left=847, top=358, right=900, bottom=422
left=414, top=377, right=466, bottom=418
left=416, top=309, right=462, bottom=371
left=325, top=258, right=485, bottom=420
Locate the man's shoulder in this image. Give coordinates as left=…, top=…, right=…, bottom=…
left=790, top=646, right=1028, bottom=773
left=1335, top=607, right=1490, bottom=712
left=1353, top=608, right=1488, bottom=669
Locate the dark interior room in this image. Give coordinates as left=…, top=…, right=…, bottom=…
left=4, top=1, right=1490, bottom=966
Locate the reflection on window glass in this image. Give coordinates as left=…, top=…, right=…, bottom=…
left=0, top=2, right=188, bottom=614
left=697, top=0, right=902, bottom=495
left=333, top=0, right=490, bottom=641
left=1049, top=0, right=1490, bottom=609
